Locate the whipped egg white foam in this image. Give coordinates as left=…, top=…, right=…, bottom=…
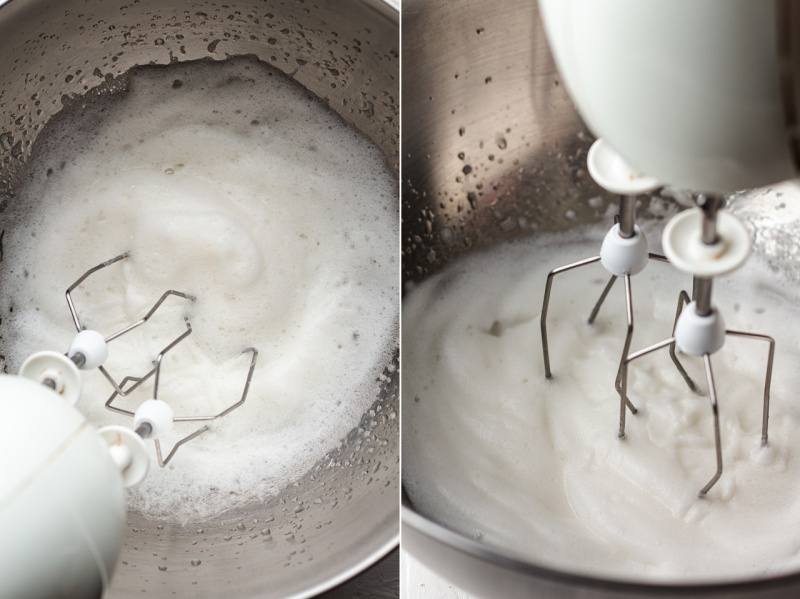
left=0, top=58, right=397, bottom=520
left=403, top=222, right=800, bottom=583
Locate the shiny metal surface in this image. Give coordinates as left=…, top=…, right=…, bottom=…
left=0, top=0, right=398, bottom=597
left=402, top=0, right=611, bottom=285
left=777, top=0, right=800, bottom=172
left=402, top=0, right=800, bottom=596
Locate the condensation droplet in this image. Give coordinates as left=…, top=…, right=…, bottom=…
left=439, top=227, right=454, bottom=245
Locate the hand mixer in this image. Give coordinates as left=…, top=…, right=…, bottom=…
left=540, top=143, right=775, bottom=496
left=538, top=0, right=800, bottom=194
left=0, top=253, right=258, bottom=598
left=534, top=0, right=800, bottom=496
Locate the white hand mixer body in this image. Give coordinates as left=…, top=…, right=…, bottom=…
left=0, top=253, right=258, bottom=598
left=538, top=0, right=800, bottom=194
left=0, top=359, right=147, bottom=598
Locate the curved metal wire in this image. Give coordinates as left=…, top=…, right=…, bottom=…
left=66, top=252, right=195, bottom=396
left=71, top=252, right=258, bottom=467
left=104, top=317, right=194, bottom=416
left=153, top=347, right=258, bottom=467
left=619, top=305, right=775, bottom=496
left=66, top=252, right=130, bottom=332
left=106, top=333, right=259, bottom=467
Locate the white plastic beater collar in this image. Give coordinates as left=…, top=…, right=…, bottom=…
left=68, top=329, right=109, bottom=370
left=599, top=223, right=649, bottom=276
left=97, top=425, right=150, bottom=488
left=18, top=351, right=82, bottom=406
left=662, top=208, right=751, bottom=277
left=587, top=138, right=662, bottom=195
left=133, top=399, right=175, bottom=439
left=674, top=301, right=726, bottom=356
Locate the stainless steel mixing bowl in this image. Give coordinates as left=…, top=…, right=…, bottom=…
left=0, top=0, right=398, bottom=597
left=401, top=0, right=800, bottom=597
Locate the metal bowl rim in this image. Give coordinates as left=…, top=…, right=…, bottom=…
left=292, top=533, right=398, bottom=599
left=402, top=504, right=800, bottom=594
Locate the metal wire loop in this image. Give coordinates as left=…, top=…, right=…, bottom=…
left=105, top=334, right=259, bottom=467
left=65, top=252, right=195, bottom=395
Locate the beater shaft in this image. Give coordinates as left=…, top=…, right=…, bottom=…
left=619, top=195, right=636, bottom=238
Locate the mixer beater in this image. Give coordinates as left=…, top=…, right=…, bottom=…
left=62, top=252, right=195, bottom=397
left=540, top=139, right=775, bottom=496
left=541, top=139, right=697, bottom=407
left=105, top=317, right=258, bottom=467
left=617, top=195, right=775, bottom=497
left=18, top=252, right=195, bottom=408
left=17, top=251, right=259, bottom=473
left=1, top=252, right=260, bottom=597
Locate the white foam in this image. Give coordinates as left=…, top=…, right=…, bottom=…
left=0, top=59, right=397, bottom=520
left=403, top=225, right=800, bottom=583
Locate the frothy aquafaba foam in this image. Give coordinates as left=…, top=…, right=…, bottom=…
left=0, top=58, right=398, bottom=520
